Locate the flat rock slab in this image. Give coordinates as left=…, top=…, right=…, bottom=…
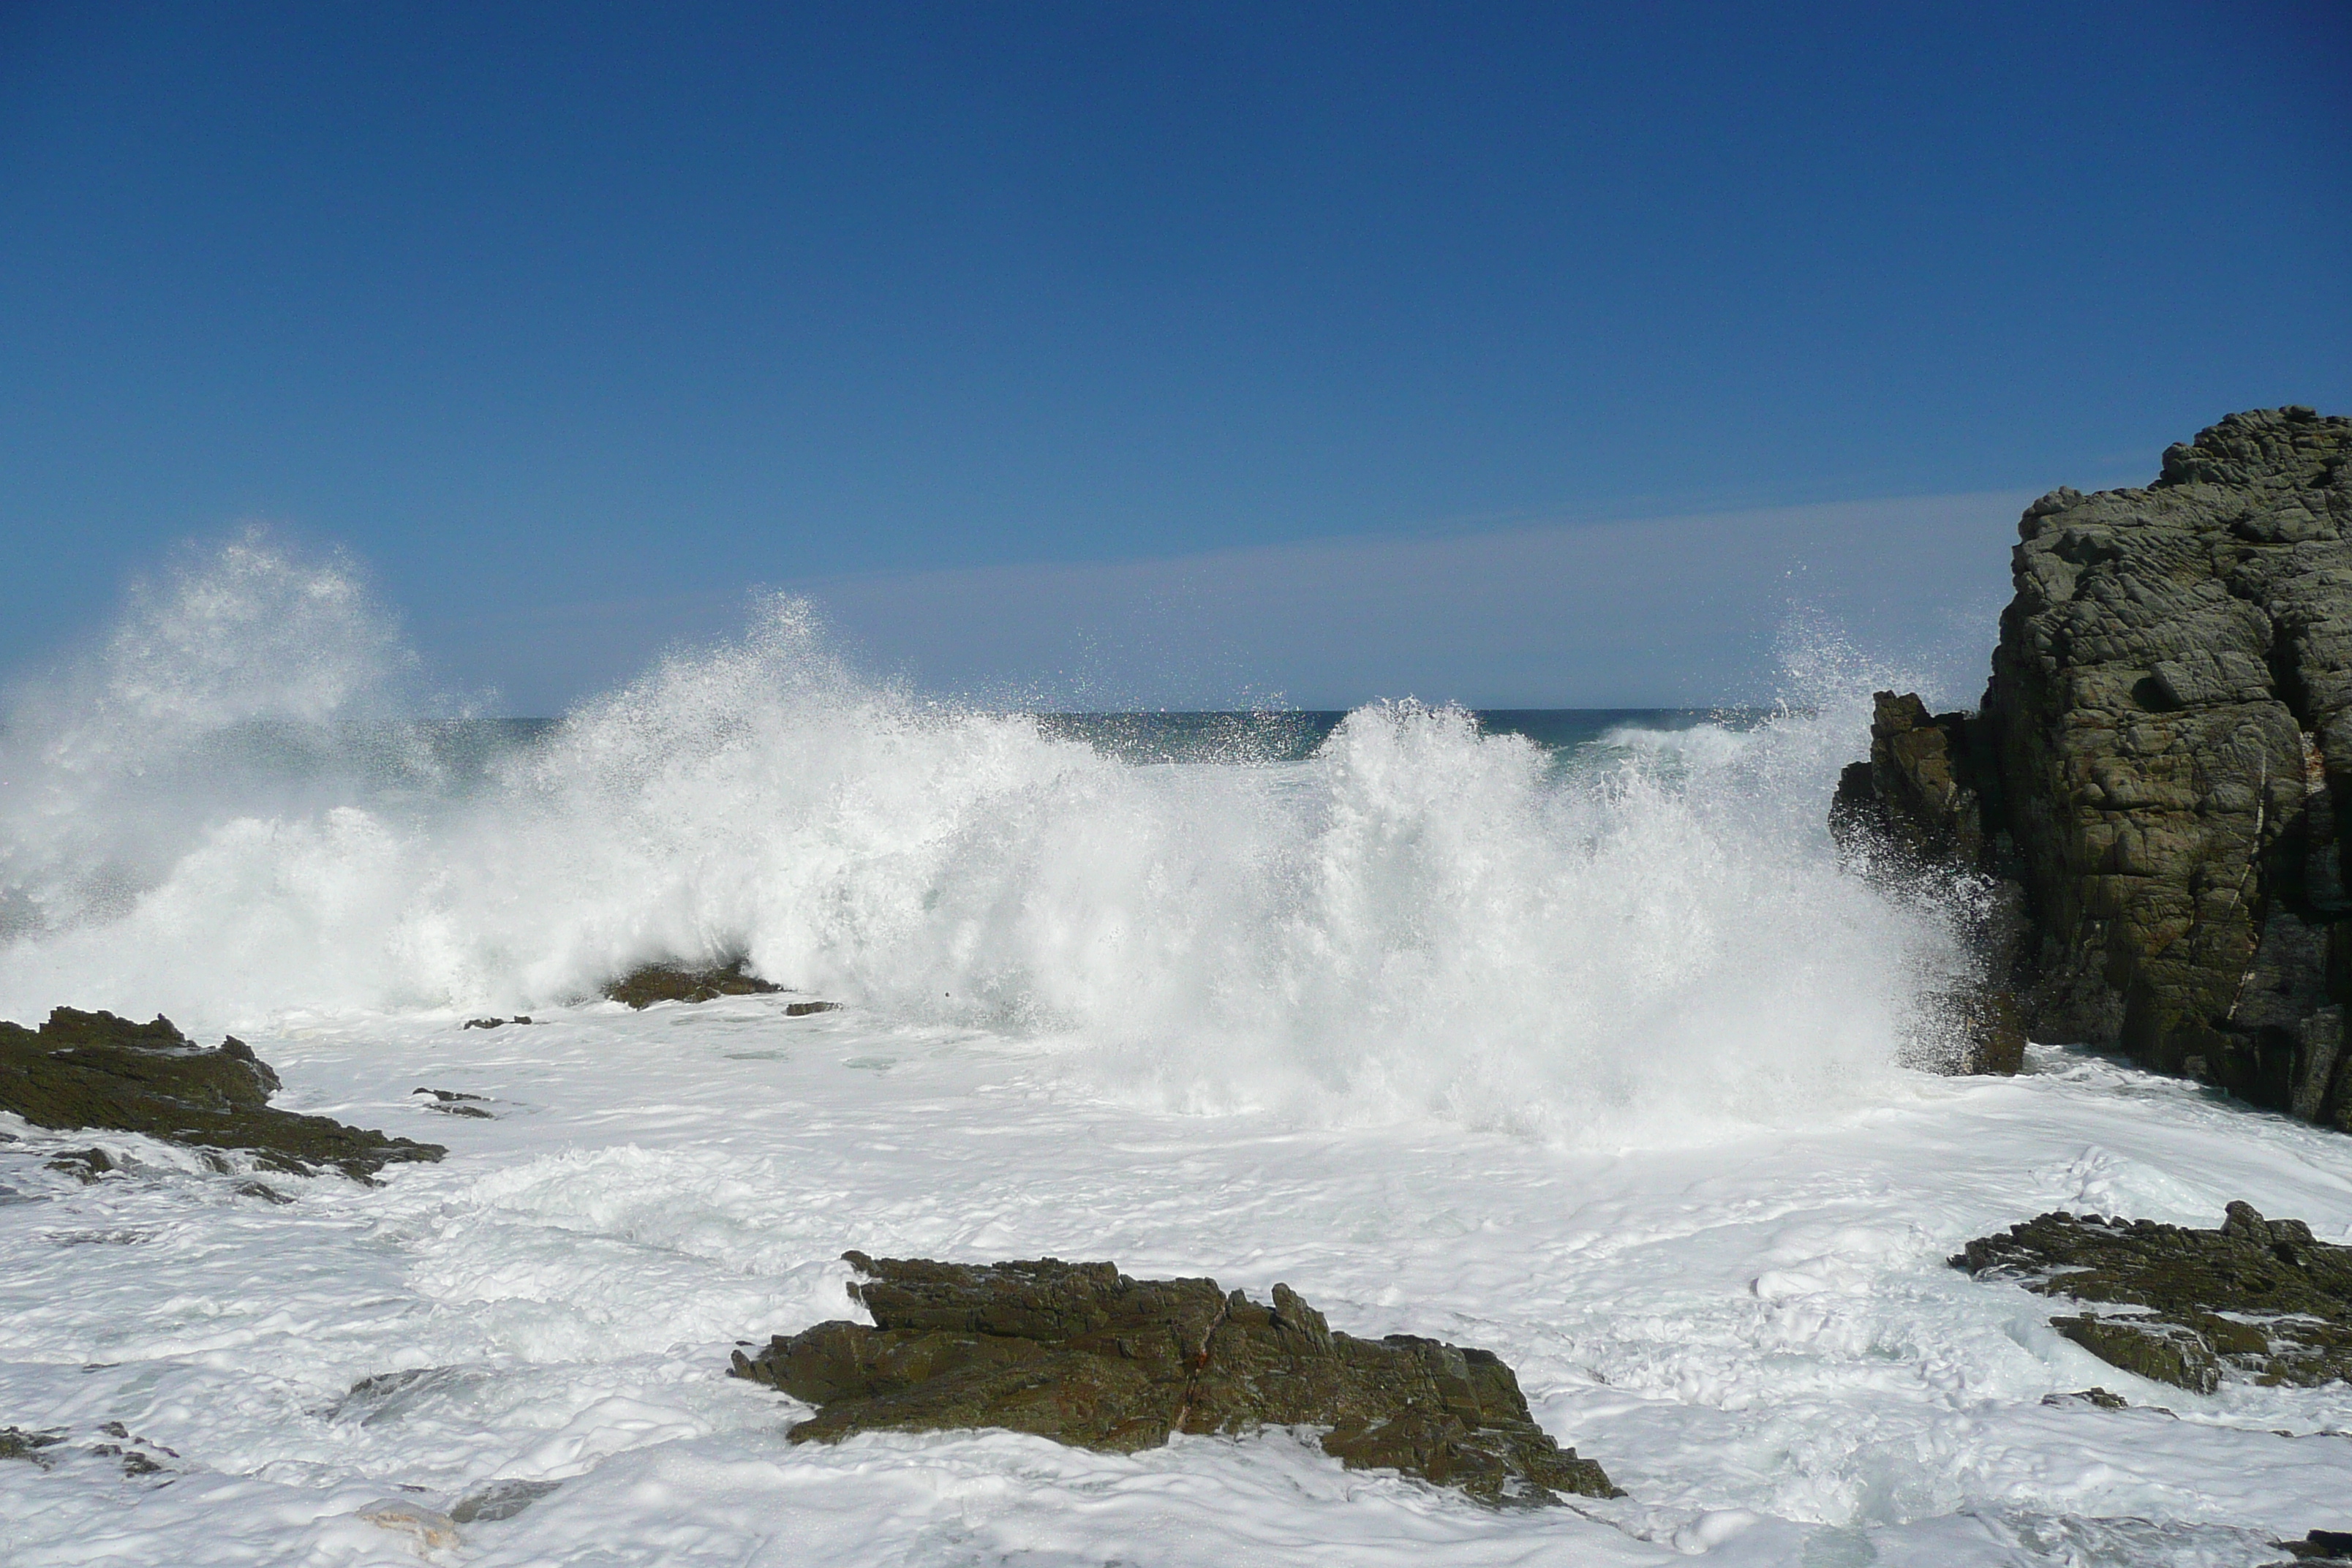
left=0, top=1007, right=442, bottom=1181
left=1953, top=1202, right=2352, bottom=1392
left=732, top=1252, right=1618, bottom=1505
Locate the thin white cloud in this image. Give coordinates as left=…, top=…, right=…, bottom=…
left=422, top=491, right=2035, bottom=712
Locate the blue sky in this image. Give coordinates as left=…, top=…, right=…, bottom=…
left=3, top=1, right=2347, bottom=710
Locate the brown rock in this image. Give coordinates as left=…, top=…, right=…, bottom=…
left=731, top=1253, right=1618, bottom=1505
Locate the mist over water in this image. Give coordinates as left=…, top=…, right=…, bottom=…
left=0, top=543, right=1967, bottom=1144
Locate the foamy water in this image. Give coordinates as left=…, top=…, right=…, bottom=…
left=0, top=543, right=1959, bottom=1144
left=9, top=543, right=2352, bottom=1568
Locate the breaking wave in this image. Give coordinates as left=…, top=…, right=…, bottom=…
left=0, top=541, right=1967, bottom=1142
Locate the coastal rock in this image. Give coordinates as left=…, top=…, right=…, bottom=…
left=1834, top=408, right=2352, bottom=1117
left=1951, top=1202, right=2352, bottom=1393
left=1986, top=407, right=2352, bottom=1115
left=1830, top=690, right=2029, bottom=1073
left=602, top=957, right=782, bottom=1008
left=0, top=1007, right=442, bottom=1180
left=1830, top=691, right=1994, bottom=872
left=731, top=1252, right=1618, bottom=1504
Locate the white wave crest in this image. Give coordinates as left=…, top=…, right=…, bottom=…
left=0, top=543, right=1966, bottom=1144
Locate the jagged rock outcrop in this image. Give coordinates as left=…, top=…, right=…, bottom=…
left=731, top=1252, right=1618, bottom=1504
left=0, top=1007, right=443, bottom=1180
left=1836, top=408, right=2352, bottom=1119
left=1830, top=692, right=2029, bottom=1072
left=1985, top=407, right=2352, bottom=1118
left=1952, top=1202, right=2352, bottom=1394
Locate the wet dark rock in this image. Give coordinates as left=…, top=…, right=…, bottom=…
left=731, top=1252, right=1618, bottom=1505
left=46, top=1146, right=116, bottom=1183
left=0, top=1008, right=443, bottom=1180
left=2280, top=1530, right=2352, bottom=1564
left=1842, top=410, right=2352, bottom=1120
left=1953, top=1202, right=2352, bottom=1393
left=235, top=1180, right=294, bottom=1205
left=0, top=1427, right=65, bottom=1466
left=450, top=1478, right=562, bottom=1523
left=1988, top=410, right=2352, bottom=1123
left=602, top=958, right=782, bottom=1009
left=1914, top=986, right=2027, bottom=1077
left=1, top=1423, right=176, bottom=1477
left=784, top=1000, right=841, bottom=1017
left=1830, top=692, right=2031, bottom=1074
left=413, top=1088, right=494, bottom=1118
left=2040, top=1387, right=2133, bottom=1411
left=462, top=1016, right=535, bottom=1030
left=1831, top=692, right=1995, bottom=872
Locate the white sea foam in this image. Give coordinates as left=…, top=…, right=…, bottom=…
left=0, top=541, right=1964, bottom=1144
left=10, top=542, right=2352, bottom=1568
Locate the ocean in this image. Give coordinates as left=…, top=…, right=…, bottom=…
left=2, top=543, right=2348, bottom=1566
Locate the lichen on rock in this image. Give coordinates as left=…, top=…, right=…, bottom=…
left=731, top=1252, right=1618, bottom=1504
left=1952, top=1201, right=2352, bottom=1393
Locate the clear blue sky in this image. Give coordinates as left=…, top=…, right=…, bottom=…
left=4, top=2, right=2348, bottom=709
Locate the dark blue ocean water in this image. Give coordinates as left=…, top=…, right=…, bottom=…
left=1031, top=708, right=1758, bottom=765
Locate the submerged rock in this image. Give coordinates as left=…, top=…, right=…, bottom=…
left=448, top=1478, right=562, bottom=1524
left=601, top=958, right=782, bottom=1008
left=0, top=1008, right=443, bottom=1180
left=731, top=1252, right=1618, bottom=1505
left=0, top=1427, right=64, bottom=1466
left=1952, top=1202, right=2352, bottom=1393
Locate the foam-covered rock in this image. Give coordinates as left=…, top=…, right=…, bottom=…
left=1953, top=1202, right=2352, bottom=1393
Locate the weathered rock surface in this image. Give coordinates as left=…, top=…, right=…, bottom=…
left=1987, top=407, right=2352, bottom=1117
left=1835, top=408, right=2352, bottom=1119
left=602, top=958, right=782, bottom=1008
left=1952, top=1202, right=2352, bottom=1393
left=731, top=1252, right=1618, bottom=1504
left=0, top=1008, right=442, bottom=1180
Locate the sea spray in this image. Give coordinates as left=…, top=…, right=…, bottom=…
left=0, top=542, right=1967, bottom=1144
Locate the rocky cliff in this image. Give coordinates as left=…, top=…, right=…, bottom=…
left=1839, top=407, right=2352, bottom=1123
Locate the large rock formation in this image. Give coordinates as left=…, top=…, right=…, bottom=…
left=0, top=1007, right=443, bottom=1180
left=731, top=1251, right=1618, bottom=1504
left=1838, top=407, right=2352, bottom=1122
